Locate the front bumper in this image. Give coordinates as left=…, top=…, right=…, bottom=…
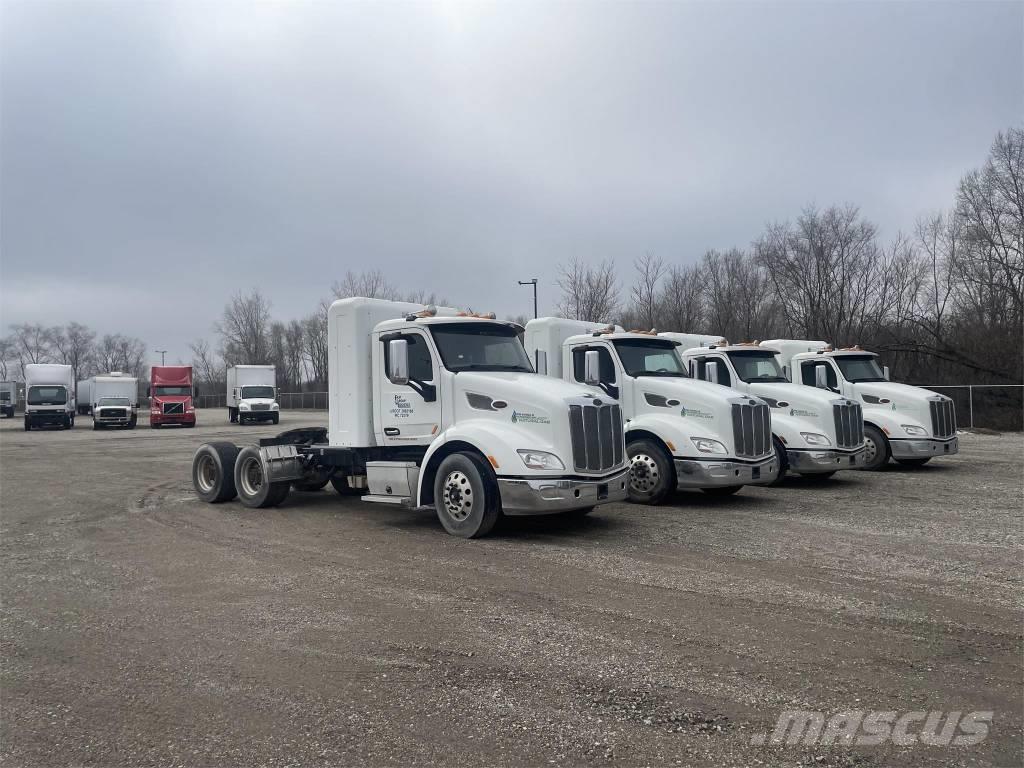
left=787, top=446, right=867, bottom=473
left=674, top=454, right=779, bottom=488
left=889, top=436, right=958, bottom=459
left=151, top=413, right=196, bottom=425
left=497, top=467, right=630, bottom=516
left=96, top=415, right=133, bottom=425
left=26, top=411, right=70, bottom=426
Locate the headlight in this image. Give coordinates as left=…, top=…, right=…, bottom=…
left=902, top=424, right=928, bottom=436
left=801, top=432, right=832, bottom=446
left=272, top=403, right=280, bottom=410
left=517, top=450, right=565, bottom=470
left=691, top=437, right=728, bottom=455
left=239, top=403, right=251, bottom=410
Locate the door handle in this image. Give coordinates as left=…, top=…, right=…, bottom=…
left=384, top=427, right=400, bottom=436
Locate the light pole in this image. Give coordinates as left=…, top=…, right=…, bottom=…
left=155, top=349, right=167, bottom=366
left=518, top=278, right=538, bottom=319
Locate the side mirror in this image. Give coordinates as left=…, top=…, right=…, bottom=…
left=389, top=339, right=410, bottom=385
left=883, top=366, right=890, bottom=381
left=706, top=360, right=720, bottom=384
left=534, top=349, right=547, bottom=375
left=814, top=365, right=828, bottom=389
left=584, top=350, right=600, bottom=386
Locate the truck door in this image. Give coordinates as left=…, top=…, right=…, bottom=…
left=801, top=360, right=839, bottom=393
left=570, top=344, right=620, bottom=400
left=378, top=330, right=442, bottom=445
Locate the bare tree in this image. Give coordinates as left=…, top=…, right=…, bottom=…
left=331, top=270, right=399, bottom=301
left=217, top=289, right=272, bottom=365
left=49, top=322, right=96, bottom=382
left=656, top=263, right=705, bottom=333
left=9, top=323, right=53, bottom=377
left=303, top=300, right=330, bottom=387
left=629, top=252, right=666, bottom=329
left=556, top=257, right=620, bottom=321
left=0, top=336, right=13, bottom=381
left=95, top=334, right=147, bottom=378
left=190, top=338, right=225, bottom=388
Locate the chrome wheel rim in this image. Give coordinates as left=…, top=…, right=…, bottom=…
left=196, top=454, right=218, bottom=493
left=442, top=470, right=473, bottom=521
left=629, top=454, right=660, bottom=494
left=239, top=456, right=264, bottom=497
left=864, top=436, right=878, bottom=463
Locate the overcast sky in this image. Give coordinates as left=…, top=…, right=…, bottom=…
left=2, top=1, right=1021, bottom=365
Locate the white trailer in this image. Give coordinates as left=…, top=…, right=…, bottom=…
left=0, top=381, right=16, bottom=418
left=524, top=318, right=777, bottom=502
left=77, top=379, right=93, bottom=414
left=763, top=339, right=958, bottom=469
left=664, top=334, right=868, bottom=482
left=191, top=298, right=629, bottom=538
left=226, top=365, right=279, bottom=425
left=91, top=373, right=139, bottom=429
left=24, top=363, right=76, bottom=430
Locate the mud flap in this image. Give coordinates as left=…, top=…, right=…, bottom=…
left=259, top=444, right=304, bottom=483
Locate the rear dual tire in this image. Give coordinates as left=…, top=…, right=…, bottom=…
left=233, top=446, right=290, bottom=508
left=192, top=442, right=242, bottom=503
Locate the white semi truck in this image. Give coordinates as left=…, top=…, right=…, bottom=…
left=762, top=340, right=959, bottom=469
left=226, top=365, right=280, bottom=425
left=24, top=363, right=76, bottom=430
left=664, top=335, right=867, bottom=481
left=191, top=298, right=629, bottom=537
left=524, top=318, right=777, bottom=502
left=0, top=381, right=16, bottom=418
left=89, top=373, right=139, bottom=429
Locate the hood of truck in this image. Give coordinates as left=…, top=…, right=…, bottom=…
left=454, top=371, right=603, bottom=410
left=849, top=381, right=947, bottom=428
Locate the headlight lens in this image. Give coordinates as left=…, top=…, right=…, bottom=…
left=691, top=437, right=728, bottom=455
left=239, top=403, right=251, bottom=410
left=517, top=450, right=565, bottom=470
left=902, top=424, right=928, bottom=436
left=272, top=403, right=280, bottom=410
left=801, top=432, right=832, bottom=446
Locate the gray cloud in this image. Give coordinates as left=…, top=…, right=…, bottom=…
left=2, top=0, right=1021, bottom=364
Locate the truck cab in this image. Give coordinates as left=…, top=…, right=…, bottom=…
left=763, top=339, right=959, bottom=469
left=227, top=365, right=280, bottom=425
left=0, top=381, right=16, bottom=418
left=24, top=364, right=76, bottom=430
left=524, top=318, right=777, bottom=503
left=191, top=299, right=629, bottom=538
left=664, top=334, right=867, bottom=480
left=91, top=373, right=139, bottom=430
left=149, top=366, right=196, bottom=428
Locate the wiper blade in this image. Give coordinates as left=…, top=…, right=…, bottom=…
left=634, top=371, right=687, bottom=377
left=453, top=364, right=531, bottom=372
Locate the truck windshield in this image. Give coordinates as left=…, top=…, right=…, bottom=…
left=612, top=339, right=688, bottom=377
left=835, top=355, right=886, bottom=382
left=99, top=397, right=131, bottom=406
left=0, top=392, right=9, bottom=401
left=727, top=351, right=788, bottom=382
left=28, top=386, right=67, bottom=405
left=154, top=386, right=190, bottom=396
left=430, top=323, right=534, bottom=373
left=241, top=386, right=275, bottom=399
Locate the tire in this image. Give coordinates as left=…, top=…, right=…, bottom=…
left=433, top=452, right=501, bottom=538
left=184, top=422, right=195, bottom=428
left=292, top=472, right=331, bottom=492
left=151, top=423, right=160, bottom=430
left=702, top=485, right=743, bottom=496
left=93, top=421, right=101, bottom=431
left=330, top=475, right=366, bottom=496
left=128, top=417, right=137, bottom=429
left=272, top=413, right=280, bottom=425
left=862, top=424, right=890, bottom=470
left=24, top=418, right=30, bottom=432
left=192, top=442, right=241, bottom=503
left=895, top=457, right=931, bottom=467
left=766, top=436, right=789, bottom=486
left=234, top=446, right=291, bottom=508
left=626, top=438, right=675, bottom=505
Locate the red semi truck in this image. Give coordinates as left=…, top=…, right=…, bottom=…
left=148, top=366, right=196, bottom=428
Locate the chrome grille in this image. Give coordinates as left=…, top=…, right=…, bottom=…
left=100, top=408, right=127, bottom=418
left=731, top=401, right=772, bottom=458
left=832, top=401, right=864, bottom=448
left=929, top=398, right=956, bottom=438
left=251, top=403, right=270, bottom=411
left=162, top=402, right=184, bottom=415
left=569, top=401, right=624, bottom=473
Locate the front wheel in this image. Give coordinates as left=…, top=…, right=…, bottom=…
left=862, top=425, right=890, bottom=470
left=766, top=436, right=789, bottom=486
left=895, top=457, right=931, bottom=467
left=272, top=413, right=280, bottom=425
left=433, top=453, right=500, bottom=538
left=234, top=446, right=290, bottom=508
left=23, top=419, right=30, bottom=432
left=626, top=438, right=675, bottom=505
left=702, top=485, right=742, bottom=496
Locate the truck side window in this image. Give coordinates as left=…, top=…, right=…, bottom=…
left=384, top=334, right=435, bottom=382
left=695, top=357, right=731, bottom=386
left=801, top=361, right=837, bottom=389
left=571, top=347, right=616, bottom=384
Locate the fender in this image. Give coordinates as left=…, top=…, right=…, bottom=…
left=416, top=420, right=567, bottom=506
left=765, top=411, right=824, bottom=446
left=624, top=412, right=706, bottom=458
left=865, top=409, right=919, bottom=439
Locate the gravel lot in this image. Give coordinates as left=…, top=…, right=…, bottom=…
left=1, top=411, right=1021, bottom=767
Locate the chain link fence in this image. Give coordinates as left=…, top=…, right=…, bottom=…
left=920, top=385, right=1022, bottom=431
left=194, top=392, right=330, bottom=411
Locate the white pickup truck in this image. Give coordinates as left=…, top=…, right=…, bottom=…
left=665, top=335, right=867, bottom=481
left=524, top=318, right=777, bottom=502
left=762, top=339, right=959, bottom=469
left=191, top=298, right=629, bottom=537
left=90, top=373, right=139, bottom=429
left=226, top=365, right=280, bottom=425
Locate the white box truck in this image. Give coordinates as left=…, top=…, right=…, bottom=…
left=762, top=340, right=959, bottom=469
left=90, top=373, right=139, bottom=429
left=0, top=381, right=17, bottom=418
left=24, top=363, right=76, bottom=430
left=226, top=365, right=280, bottom=425
left=190, top=298, right=629, bottom=537
left=76, top=379, right=93, bottom=414
left=664, top=334, right=867, bottom=481
left=524, top=318, right=777, bottom=502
